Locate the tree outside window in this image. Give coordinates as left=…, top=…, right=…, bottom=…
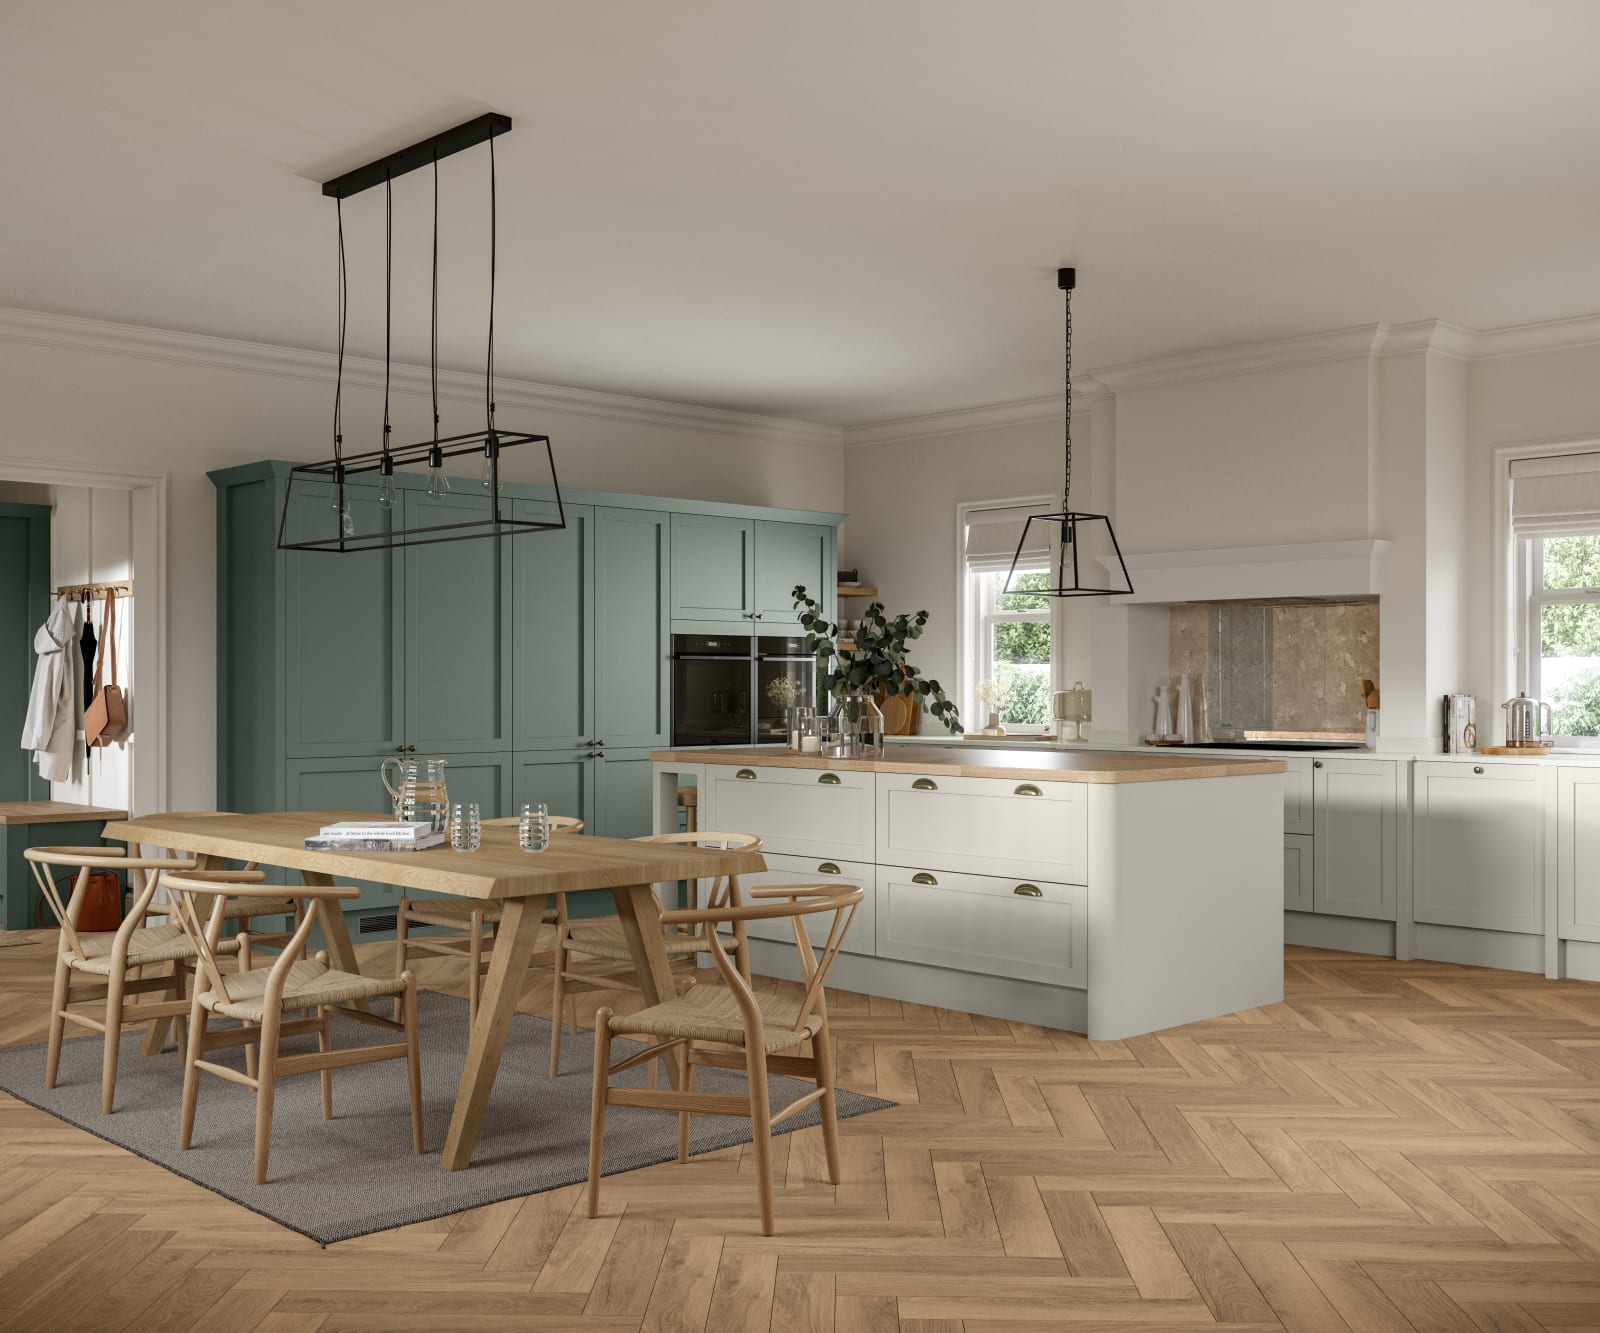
left=1533, top=535, right=1600, bottom=739
left=985, top=570, right=1052, bottom=727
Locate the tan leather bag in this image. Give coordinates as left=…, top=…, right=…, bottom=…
left=84, top=591, right=127, bottom=747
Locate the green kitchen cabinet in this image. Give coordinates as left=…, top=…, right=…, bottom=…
left=513, top=501, right=594, bottom=751
left=404, top=492, right=514, bottom=753
left=593, top=749, right=657, bottom=839
left=281, top=482, right=406, bottom=759
left=754, top=520, right=833, bottom=627
left=0, top=503, right=51, bottom=802
left=213, top=462, right=841, bottom=850
left=595, top=508, right=670, bottom=748
left=670, top=513, right=754, bottom=623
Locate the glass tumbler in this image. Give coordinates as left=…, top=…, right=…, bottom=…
left=519, top=802, right=550, bottom=853
left=450, top=802, right=481, bottom=852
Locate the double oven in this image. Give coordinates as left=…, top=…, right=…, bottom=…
left=671, top=635, right=816, bottom=747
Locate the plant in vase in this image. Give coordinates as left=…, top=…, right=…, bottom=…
left=765, top=675, right=809, bottom=749
left=976, top=679, right=1008, bottom=736
left=791, top=586, right=962, bottom=739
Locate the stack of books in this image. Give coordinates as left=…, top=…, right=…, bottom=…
left=303, top=820, right=446, bottom=852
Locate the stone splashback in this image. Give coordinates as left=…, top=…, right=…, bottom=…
left=1168, top=598, right=1378, bottom=737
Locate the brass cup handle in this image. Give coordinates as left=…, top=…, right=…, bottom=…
left=735, top=768, right=757, bottom=780
left=1013, top=883, right=1043, bottom=898
left=1014, top=783, right=1042, bottom=797
left=818, top=772, right=842, bottom=785
left=912, top=872, right=938, bottom=885
left=912, top=778, right=938, bottom=791
left=817, top=862, right=842, bottom=875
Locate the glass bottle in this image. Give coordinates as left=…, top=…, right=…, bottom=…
left=829, top=691, right=885, bottom=758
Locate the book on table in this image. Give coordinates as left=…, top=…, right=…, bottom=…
left=317, top=820, right=437, bottom=841
left=304, top=832, right=447, bottom=852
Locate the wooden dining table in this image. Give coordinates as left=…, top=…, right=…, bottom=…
left=101, top=810, right=766, bottom=1171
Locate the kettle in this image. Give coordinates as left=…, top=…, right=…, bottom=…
left=1502, top=693, right=1554, bottom=749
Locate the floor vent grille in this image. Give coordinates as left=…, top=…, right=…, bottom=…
left=359, top=912, right=398, bottom=936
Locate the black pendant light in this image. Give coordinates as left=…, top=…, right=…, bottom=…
left=1004, top=268, right=1133, bottom=597
left=278, top=114, right=565, bottom=552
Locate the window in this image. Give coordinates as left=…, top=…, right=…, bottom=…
left=1525, top=534, right=1600, bottom=744
left=959, top=500, right=1057, bottom=734
left=1511, top=451, right=1600, bottom=746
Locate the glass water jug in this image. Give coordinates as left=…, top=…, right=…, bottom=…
left=380, top=756, right=451, bottom=832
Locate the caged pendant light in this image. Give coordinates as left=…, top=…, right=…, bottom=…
left=1004, top=268, right=1133, bottom=597
left=278, top=114, right=565, bottom=552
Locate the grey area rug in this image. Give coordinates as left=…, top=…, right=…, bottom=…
left=0, top=990, right=892, bottom=1245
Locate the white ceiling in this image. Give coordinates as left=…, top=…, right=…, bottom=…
left=3, top=0, right=1598, bottom=425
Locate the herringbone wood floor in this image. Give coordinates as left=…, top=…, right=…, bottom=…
left=3, top=934, right=1600, bottom=1332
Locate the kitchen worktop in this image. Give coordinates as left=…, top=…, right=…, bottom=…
left=648, top=744, right=1286, bottom=784
left=885, top=734, right=1600, bottom=765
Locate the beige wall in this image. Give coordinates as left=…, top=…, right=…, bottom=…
left=0, top=331, right=845, bottom=811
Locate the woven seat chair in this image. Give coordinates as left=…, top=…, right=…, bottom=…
left=27, top=846, right=268, bottom=1115
left=587, top=880, right=863, bottom=1235
left=164, top=870, right=424, bottom=1186
left=393, top=815, right=583, bottom=1020
left=546, top=832, right=760, bottom=1079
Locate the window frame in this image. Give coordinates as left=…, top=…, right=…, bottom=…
left=956, top=496, right=1061, bottom=737
left=1520, top=531, right=1600, bottom=750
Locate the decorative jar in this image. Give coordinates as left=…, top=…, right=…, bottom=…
left=829, top=691, right=885, bottom=758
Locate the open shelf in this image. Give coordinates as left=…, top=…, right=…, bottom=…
left=837, top=585, right=879, bottom=598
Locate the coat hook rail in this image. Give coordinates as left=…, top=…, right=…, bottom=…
left=56, top=580, right=134, bottom=600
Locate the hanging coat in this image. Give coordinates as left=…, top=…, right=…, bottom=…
left=20, top=598, right=79, bottom=783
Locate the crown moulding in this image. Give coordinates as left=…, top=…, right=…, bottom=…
left=0, top=305, right=846, bottom=449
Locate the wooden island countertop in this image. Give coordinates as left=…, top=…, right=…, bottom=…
left=648, top=744, right=1286, bottom=784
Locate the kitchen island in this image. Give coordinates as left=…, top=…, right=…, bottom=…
left=651, top=744, right=1286, bottom=1039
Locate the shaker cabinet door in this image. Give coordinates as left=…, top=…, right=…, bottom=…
left=1283, top=834, right=1314, bottom=912
left=1412, top=761, right=1544, bottom=935
left=512, top=502, right=594, bottom=752
left=1312, top=758, right=1397, bottom=920
left=282, top=482, right=405, bottom=758
left=754, top=521, right=832, bottom=627
left=594, top=507, right=671, bottom=749
left=403, top=492, right=514, bottom=753
left=1558, top=766, right=1600, bottom=943
left=670, top=513, right=753, bottom=622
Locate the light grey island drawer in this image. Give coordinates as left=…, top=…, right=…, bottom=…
left=702, top=763, right=874, bottom=862
left=720, top=852, right=876, bottom=956
left=875, top=865, right=1085, bottom=988
left=875, top=771, right=1086, bottom=882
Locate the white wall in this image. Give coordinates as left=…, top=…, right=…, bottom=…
left=0, top=322, right=845, bottom=812
left=845, top=326, right=1600, bottom=751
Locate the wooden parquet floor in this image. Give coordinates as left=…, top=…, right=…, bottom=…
left=4, top=937, right=1600, bottom=1332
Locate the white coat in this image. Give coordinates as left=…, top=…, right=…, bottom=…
left=20, top=597, right=80, bottom=784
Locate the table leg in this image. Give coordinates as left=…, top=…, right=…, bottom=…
left=299, top=870, right=371, bottom=1013
left=442, top=896, right=541, bottom=1171
left=140, top=852, right=225, bottom=1055
left=611, top=881, right=684, bottom=1090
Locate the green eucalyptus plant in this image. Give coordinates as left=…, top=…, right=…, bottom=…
left=792, top=585, right=962, bottom=734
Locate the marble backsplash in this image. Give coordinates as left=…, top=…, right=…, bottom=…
left=1168, top=598, right=1378, bottom=737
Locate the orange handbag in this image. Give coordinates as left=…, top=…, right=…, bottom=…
left=39, top=871, right=124, bottom=932
left=84, top=590, right=127, bottom=747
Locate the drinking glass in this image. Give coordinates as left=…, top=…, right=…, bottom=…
left=519, top=802, right=550, bottom=853
left=450, top=802, right=481, bottom=852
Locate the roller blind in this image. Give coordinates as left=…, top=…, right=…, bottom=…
left=1512, top=453, right=1600, bottom=535
left=964, top=504, right=1051, bottom=574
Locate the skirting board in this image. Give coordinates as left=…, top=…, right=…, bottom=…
left=1414, top=922, right=1544, bottom=974
left=1284, top=911, right=1396, bottom=957
left=739, top=937, right=1088, bottom=1033
left=1562, top=939, right=1600, bottom=982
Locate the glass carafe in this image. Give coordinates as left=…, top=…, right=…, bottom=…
left=380, top=756, right=451, bottom=832
left=829, top=691, right=885, bottom=758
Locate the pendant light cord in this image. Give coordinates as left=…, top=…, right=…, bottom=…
left=1062, top=280, right=1073, bottom=513
left=486, top=129, right=497, bottom=434
left=382, top=174, right=393, bottom=455
left=431, top=154, right=440, bottom=441
left=332, top=198, right=347, bottom=461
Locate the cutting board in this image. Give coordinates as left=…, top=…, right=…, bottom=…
left=1479, top=744, right=1554, bottom=755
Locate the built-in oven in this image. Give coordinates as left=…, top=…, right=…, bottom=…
left=671, top=635, right=815, bottom=747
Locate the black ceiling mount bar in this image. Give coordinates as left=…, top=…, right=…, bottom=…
left=321, top=113, right=512, bottom=200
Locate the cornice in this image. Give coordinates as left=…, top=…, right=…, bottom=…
left=1090, top=324, right=1385, bottom=393
left=1377, top=319, right=1479, bottom=360
left=0, top=305, right=845, bottom=449
left=1474, top=312, right=1600, bottom=360
left=844, top=378, right=1109, bottom=448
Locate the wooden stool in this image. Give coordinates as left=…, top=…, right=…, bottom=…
left=677, top=786, right=698, bottom=835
